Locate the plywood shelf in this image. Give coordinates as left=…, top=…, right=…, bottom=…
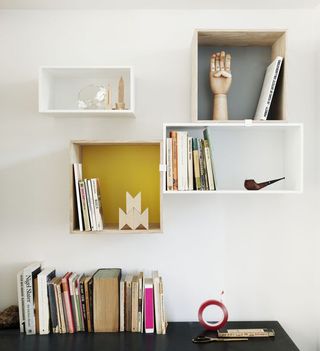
left=192, top=29, right=287, bottom=122
left=70, top=141, right=162, bottom=234
left=39, top=66, right=135, bottom=116
left=162, top=122, right=303, bottom=193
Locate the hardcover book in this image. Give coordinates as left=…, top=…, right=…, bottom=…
left=22, top=262, right=41, bottom=335
left=38, top=268, right=56, bottom=334
left=254, top=56, right=283, bottom=120
left=61, top=272, right=75, bottom=333
left=144, top=278, right=154, bottom=333
left=93, top=268, right=121, bottom=332
left=48, top=277, right=59, bottom=334
left=73, top=163, right=84, bottom=231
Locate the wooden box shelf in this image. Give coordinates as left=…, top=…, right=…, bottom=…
left=192, top=29, right=287, bottom=122
left=70, top=141, right=162, bottom=234
left=163, top=122, right=303, bottom=194
left=39, top=66, right=134, bottom=116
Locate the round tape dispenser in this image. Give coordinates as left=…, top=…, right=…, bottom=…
left=198, top=295, right=228, bottom=331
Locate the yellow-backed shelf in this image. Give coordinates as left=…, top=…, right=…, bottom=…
left=70, top=141, right=162, bottom=234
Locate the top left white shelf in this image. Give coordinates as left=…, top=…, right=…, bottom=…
left=39, top=66, right=135, bottom=116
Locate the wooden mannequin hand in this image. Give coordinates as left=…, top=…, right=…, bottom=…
left=209, top=51, right=232, bottom=120
left=210, top=51, right=232, bottom=94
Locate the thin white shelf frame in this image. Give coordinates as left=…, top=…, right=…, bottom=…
left=162, top=121, right=303, bottom=194
left=39, top=66, right=135, bottom=116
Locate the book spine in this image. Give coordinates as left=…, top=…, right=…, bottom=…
left=201, top=139, right=209, bottom=190
left=79, top=180, right=91, bottom=231
left=159, top=277, right=166, bottom=334
left=61, top=277, right=75, bottom=333
left=73, top=163, right=84, bottom=231
left=23, top=267, right=40, bottom=335
left=166, top=138, right=173, bottom=191
left=88, top=278, right=94, bottom=332
left=192, top=139, right=201, bottom=190
left=187, top=137, right=194, bottom=190
left=170, top=131, right=178, bottom=190
left=125, top=281, right=132, bottom=332
left=79, top=280, right=87, bottom=332
left=17, top=271, right=25, bottom=333
left=197, top=139, right=206, bottom=190
left=152, top=274, right=161, bottom=334
left=75, top=280, right=84, bottom=332
left=263, top=59, right=282, bottom=119
left=177, top=132, right=183, bottom=191
left=84, top=179, right=95, bottom=230
left=84, top=279, right=92, bottom=332
left=203, top=128, right=217, bottom=190
left=48, top=282, right=59, bottom=334
left=41, top=271, right=56, bottom=335
left=91, top=178, right=104, bottom=231
left=131, top=279, right=139, bottom=332
left=203, top=140, right=215, bottom=190
left=56, top=282, right=67, bottom=333
left=182, top=132, right=189, bottom=191
left=119, top=278, right=125, bottom=332
left=138, top=273, right=143, bottom=333
left=144, top=284, right=154, bottom=333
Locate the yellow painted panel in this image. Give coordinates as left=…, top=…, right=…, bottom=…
left=81, top=144, right=160, bottom=226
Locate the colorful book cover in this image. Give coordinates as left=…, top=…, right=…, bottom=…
left=61, top=272, right=75, bottom=333
left=144, top=278, right=154, bottom=333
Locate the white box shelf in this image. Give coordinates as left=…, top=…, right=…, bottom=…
left=39, top=66, right=135, bottom=116
left=163, top=122, right=303, bottom=194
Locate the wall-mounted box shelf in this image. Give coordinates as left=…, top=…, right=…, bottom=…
left=163, top=122, right=303, bottom=194
left=70, top=141, right=162, bottom=234
left=39, top=67, right=134, bottom=116
left=192, top=29, right=287, bottom=122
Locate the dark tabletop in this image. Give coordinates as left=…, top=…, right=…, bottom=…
left=0, top=321, right=299, bottom=351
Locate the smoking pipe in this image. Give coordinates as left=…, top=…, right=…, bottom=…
left=244, top=177, right=285, bottom=190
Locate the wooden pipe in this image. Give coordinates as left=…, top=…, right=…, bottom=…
left=244, top=177, right=285, bottom=190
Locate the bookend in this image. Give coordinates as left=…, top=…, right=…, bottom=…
left=119, top=192, right=149, bottom=230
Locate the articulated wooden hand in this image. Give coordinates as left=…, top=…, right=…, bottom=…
left=210, top=51, right=232, bottom=120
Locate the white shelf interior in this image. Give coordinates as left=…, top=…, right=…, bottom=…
left=163, top=122, right=303, bottom=193
left=39, top=66, right=134, bottom=115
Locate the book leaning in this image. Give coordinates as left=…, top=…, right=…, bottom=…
left=254, top=56, right=283, bottom=121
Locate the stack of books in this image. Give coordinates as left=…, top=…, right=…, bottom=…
left=17, top=263, right=167, bottom=335
left=166, top=128, right=215, bottom=191
left=73, top=163, right=104, bottom=231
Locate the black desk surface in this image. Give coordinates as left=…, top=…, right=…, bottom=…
left=0, top=321, right=299, bottom=351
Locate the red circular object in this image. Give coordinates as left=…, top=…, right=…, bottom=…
left=198, top=299, right=228, bottom=331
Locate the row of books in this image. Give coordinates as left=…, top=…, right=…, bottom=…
left=166, top=128, right=216, bottom=191
left=17, top=263, right=167, bottom=335
left=73, top=163, right=104, bottom=231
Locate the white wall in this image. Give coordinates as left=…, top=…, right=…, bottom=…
left=0, top=8, right=318, bottom=350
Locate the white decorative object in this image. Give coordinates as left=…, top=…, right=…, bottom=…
left=119, top=192, right=149, bottom=230
left=39, top=66, right=135, bottom=116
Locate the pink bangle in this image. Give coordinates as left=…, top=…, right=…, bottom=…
left=198, top=299, right=228, bottom=331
